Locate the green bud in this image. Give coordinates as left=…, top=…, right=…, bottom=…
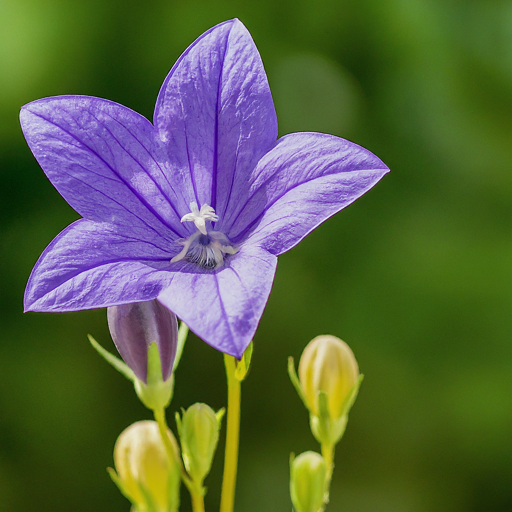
left=110, top=420, right=181, bottom=512
left=176, top=403, right=224, bottom=484
left=290, top=452, right=327, bottom=512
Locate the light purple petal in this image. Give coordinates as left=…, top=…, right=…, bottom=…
left=226, top=132, right=389, bottom=254
left=20, top=96, right=188, bottom=239
left=157, top=243, right=277, bottom=358
left=154, top=19, right=277, bottom=217
left=25, top=220, right=175, bottom=312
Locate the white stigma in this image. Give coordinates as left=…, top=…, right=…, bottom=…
left=171, top=202, right=238, bottom=269
left=180, top=202, right=218, bottom=235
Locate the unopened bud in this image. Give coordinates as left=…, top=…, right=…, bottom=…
left=299, top=335, right=360, bottom=420
left=177, top=403, right=224, bottom=484
left=290, top=451, right=327, bottom=512
left=108, top=300, right=178, bottom=384
left=111, top=420, right=181, bottom=512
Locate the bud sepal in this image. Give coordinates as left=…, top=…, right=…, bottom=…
left=89, top=336, right=175, bottom=411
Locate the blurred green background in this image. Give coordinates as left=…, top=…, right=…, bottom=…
left=1, top=0, right=512, bottom=510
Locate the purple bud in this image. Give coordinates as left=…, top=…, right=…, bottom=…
left=107, top=300, right=178, bottom=383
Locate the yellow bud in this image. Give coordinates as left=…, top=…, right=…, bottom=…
left=113, top=420, right=181, bottom=512
left=298, top=335, right=359, bottom=419
left=290, top=451, right=327, bottom=512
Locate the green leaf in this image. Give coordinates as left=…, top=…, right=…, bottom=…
left=173, top=321, right=189, bottom=371
left=89, top=335, right=135, bottom=382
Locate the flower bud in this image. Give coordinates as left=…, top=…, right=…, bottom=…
left=177, top=403, right=223, bottom=484
left=107, top=300, right=178, bottom=383
left=112, top=420, right=181, bottom=512
left=299, top=335, right=359, bottom=420
left=290, top=451, right=327, bottom=512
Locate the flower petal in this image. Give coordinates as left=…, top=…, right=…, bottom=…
left=25, top=220, right=175, bottom=312
left=20, top=96, right=187, bottom=239
left=157, top=243, right=277, bottom=358
left=226, top=132, right=389, bottom=254
left=154, top=19, right=277, bottom=216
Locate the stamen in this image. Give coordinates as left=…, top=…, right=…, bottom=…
left=170, top=231, right=201, bottom=263
left=170, top=230, right=238, bottom=269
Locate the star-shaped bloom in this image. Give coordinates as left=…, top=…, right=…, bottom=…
left=21, top=19, right=389, bottom=358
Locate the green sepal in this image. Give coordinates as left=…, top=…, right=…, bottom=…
left=137, top=481, right=160, bottom=512
left=309, top=376, right=363, bottom=447
left=134, top=342, right=174, bottom=411
left=234, top=342, right=253, bottom=381
left=288, top=357, right=309, bottom=410
left=215, top=407, right=226, bottom=425
left=173, top=321, right=189, bottom=372
left=147, top=342, right=163, bottom=386
left=340, top=374, right=364, bottom=418
left=108, top=467, right=159, bottom=512
left=89, top=335, right=136, bottom=382
left=107, top=468, right=137, bottom=508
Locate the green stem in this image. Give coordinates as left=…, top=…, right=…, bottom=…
left=321, top=443, right=335, bottom=506
left=153, top=408, right=205, bottom=512
left=220, top=355, right=242, bottom=512
left=190, top=489, right=206, bottom=512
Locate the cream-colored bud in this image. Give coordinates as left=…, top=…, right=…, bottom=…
left=299, top=335, right=359, bottom=419
left=290, top=451, right=327, bottom=512
left=113, top=420, right=181, bottom=512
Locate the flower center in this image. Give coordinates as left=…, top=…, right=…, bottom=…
left=171, top=202, right=238, bottom=269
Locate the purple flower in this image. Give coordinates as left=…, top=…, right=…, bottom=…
left=107, top=299, right=178, bottom=383
left=21, top=19, right=389, bottom=358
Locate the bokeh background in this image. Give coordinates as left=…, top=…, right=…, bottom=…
left=1, top=0, right=512, bottom=511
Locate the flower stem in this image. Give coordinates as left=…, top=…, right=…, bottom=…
left=153, top=407, right=205, bottom=512
left=190, top=489, right=206, bottom=512
left=321, top=443, right=335, bottom=506
left=220, top=354, right=242, bottom=512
